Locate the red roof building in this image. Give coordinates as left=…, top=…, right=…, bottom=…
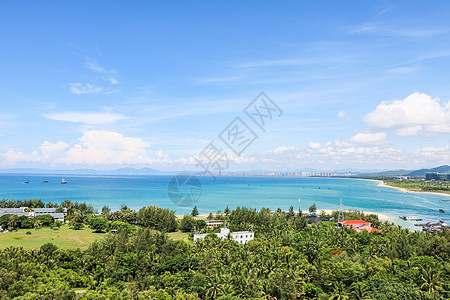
left=339, top=220, right=381, bottom=233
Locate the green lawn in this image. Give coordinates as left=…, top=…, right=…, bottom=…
left=167, top=231, right=190, bottom=243
left=0, top=225, right=104, bottom=250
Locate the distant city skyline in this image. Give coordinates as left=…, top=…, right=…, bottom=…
left=1, top=1, right=450, bottom=171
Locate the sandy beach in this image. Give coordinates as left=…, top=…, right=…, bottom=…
left=375, top=179, right=450, bottom=196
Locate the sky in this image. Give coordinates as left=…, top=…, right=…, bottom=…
left=1, top=1, right=450, bottom=172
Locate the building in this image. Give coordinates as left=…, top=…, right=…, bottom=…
left=194, top=226, right=254, bottom=244
left=0, top=207, right=66, bottom=222
left=426, top=172, right=450, bottom=180
left=205, top=220, right=224, bottom=228
left=338, top=220, right=381, bottom=233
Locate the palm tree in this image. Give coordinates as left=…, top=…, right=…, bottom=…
left=420, top=265, right=443, bottom=293
left=7, top=215, right=17, bottom=230
left=329, top=281, right=349, bottom=300
left=34, top=219, right=42, bottom=229
left=69, top=211, right=84, bottom=226
left=350, top=282, right=368, bottom=300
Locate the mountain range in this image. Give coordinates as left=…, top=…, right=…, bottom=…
left=358, top=165, right=450, bottom=177
left=0, top=165, right=449, bottom=177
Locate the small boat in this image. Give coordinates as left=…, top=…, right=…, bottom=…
left=441, top=199, right=450, bottom=202
left=61, top=179, right=67, bottom=184
left=42, top=180, right=48, bottom=183
left=399, top=216, right=422, bottom=221
left=439, top=208, right=445, bottom=213
left=24, top=180, right=29, bottom=184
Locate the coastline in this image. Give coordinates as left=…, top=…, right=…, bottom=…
left=374, top=179, right=450, bottom=196
left=178, top=209, right=392, bottom=222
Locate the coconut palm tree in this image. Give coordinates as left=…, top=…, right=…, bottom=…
left=34, top=219, right=42, bottom=229
left=329, top=281, right=349, bottom=300
left=7, top=215, right=17, bottom=230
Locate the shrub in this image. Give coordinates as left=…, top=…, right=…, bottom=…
left=73, top=222, right=84, bottom=230
left=90, top=217, right=107, bottom=233
left=26, top=231, right=31, bottom=235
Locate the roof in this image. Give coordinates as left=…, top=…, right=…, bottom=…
left=365, top=227, right=381, bottom=233
left=340, top=220, right=371, bottom=225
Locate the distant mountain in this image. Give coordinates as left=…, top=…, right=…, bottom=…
left=406, top=165, right=450, bottom=177
left=358, top=169, right=413, bottom=177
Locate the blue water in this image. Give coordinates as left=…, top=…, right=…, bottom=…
left=1, top=174, right=450, bottom=231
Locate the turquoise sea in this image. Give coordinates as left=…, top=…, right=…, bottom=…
left=1, top=174, right=450, bottom=231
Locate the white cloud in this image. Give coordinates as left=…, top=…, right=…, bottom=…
left=69, top=83, right=103, bottom=94
left=0, top=131, right=172, bottom=167
left=44, top=111, right=127, bottom=125
left=63, top=130, right=150, bottom=165
left=364, top=92, right=450, bottom=136
left=1, top=150, right=41, bottom=165
left=338, top=110, right=347, bottom=120
left=273, top=146, right=296, bottom=153
left=308, top=142, right=322, bottom=149
left=395, top=125, right=422, bottom=136
left=39, top=141, right=69, bottom=159
left=348, top=132, right=387, bottom=145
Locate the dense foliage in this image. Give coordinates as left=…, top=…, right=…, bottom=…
left=384, top=179, right=450, bottom=194
left=0, top=206, right=449, bottom=299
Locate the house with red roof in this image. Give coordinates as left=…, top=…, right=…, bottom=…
left=339, top=220, right=381, bottom=233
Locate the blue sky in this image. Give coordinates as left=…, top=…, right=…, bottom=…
left=1, top=1, right=450, bottom=171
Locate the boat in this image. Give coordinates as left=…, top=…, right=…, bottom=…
left=24, top=180, right=29, bottom=184
left=441, top=199, right=450, bottom=202
left=439, top=208, right=445, bottom=213
left=61, top=179, right=67, bottom=184
left=399, top=216, right=422, bottom=221
left=42, top=180, right=48, bottom=183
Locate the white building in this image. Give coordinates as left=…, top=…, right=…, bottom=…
left=205, top=220, right=224, bottom=228
left=0, top=207, right=66, bottom=222
left=194, top=226, right=254, bottom=244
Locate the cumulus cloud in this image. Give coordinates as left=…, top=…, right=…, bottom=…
left=0, top=131, right=173, bottom=167
left=348, top=132, right=387, bottom=145
left=44, top=111, right=127, bottom=125
left=364, top=92, right=450, bottom=136
left=63, top=130, right=150, bottom=165
left=308, top=142, right=322, bottom=149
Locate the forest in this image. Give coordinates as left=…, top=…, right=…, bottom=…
left=0, top=200, right=449, bottom=299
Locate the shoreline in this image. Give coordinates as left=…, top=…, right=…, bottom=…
left=373, top=179, right=450, bottom=196
left=178, top=209, right=392, bottom=222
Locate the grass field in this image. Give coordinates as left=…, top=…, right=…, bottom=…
left=0, top=225, right=104, bottom=250
left=0, top=226, right=192, bottom=250
left=167, top=231, right=190, bottom=243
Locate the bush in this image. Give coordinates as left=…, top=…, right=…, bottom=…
left=179, top=214, right=196, bottom=232
left=136, top=206, right=177, bottom=232
left=90, top=217, right=107, bottom=233
left=73, top=222, right=84, bottom=230
left=26, top=231, right=31, bottom=235
left=40, top=242, right=58, bottom=254
left=35, top=214, right=54, bottom=227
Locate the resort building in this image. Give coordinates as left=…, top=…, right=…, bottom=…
left=425, top=172, right=450, bottom=180
left=0, top=207, right=66, bottom=222
left=205, top=220, right=224, bottom=228
left=338, top=220, right=381, bottom=233
left=194, top=226, right=254, bottom=244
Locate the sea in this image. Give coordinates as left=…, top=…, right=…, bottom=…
left=1, top=174, right=450, bottom=231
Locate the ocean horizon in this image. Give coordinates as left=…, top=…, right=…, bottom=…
left=1, top=173, right=449, bottom=231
